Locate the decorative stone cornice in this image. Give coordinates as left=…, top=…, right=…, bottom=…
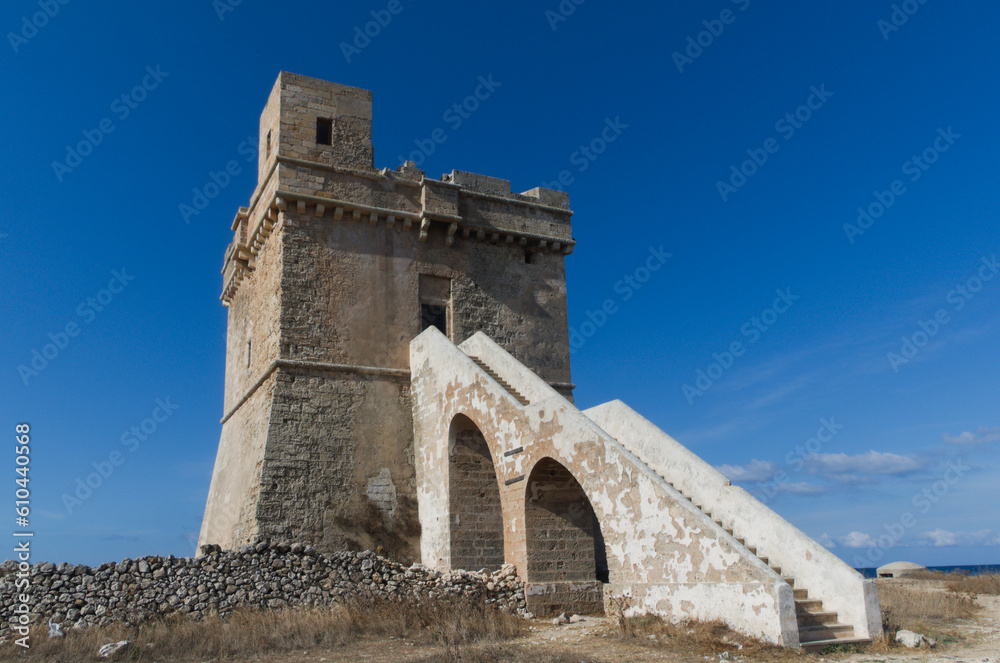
left=221, top=158, right=575, bottom=305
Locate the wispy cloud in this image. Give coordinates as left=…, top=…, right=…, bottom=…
left=840, top=531, right=876, bottom=548
left=919, top=528, right=998, bottom=547
left=803, top=450, right=925, bottom=483
left=816, top=533, right=836, bottom=548
left=943, top=426, right=1000, bottom=446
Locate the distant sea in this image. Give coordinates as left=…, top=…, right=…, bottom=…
left=856, top=564, right=1000, bottom=578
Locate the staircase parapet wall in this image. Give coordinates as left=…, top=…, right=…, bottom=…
left=585, top=400, right=882, bottom=640
left=412, top=328, right=799, bottom=645
left=618, top=580, right=798, bottom=646
left=458, top=332, right=572, bottom=407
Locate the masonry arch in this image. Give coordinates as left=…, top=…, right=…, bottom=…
left=524, top=456, right=608, bottom=609
left=447, top=414, right=505, bottom=571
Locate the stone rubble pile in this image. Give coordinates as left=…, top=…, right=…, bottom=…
left=0, top=540, right=525, bottom=638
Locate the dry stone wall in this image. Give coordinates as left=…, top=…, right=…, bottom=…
left=0, top=541, right=525, bottom=639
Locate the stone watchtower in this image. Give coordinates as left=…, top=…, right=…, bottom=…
left=199, top=72, right=575, bottom=561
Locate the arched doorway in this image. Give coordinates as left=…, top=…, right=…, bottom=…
left=448, top=414, right=505, bottom=571
left=524, top=457, right=606, bottom=615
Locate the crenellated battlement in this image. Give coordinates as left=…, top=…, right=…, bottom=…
left=222, top=72, right=573, bottom=305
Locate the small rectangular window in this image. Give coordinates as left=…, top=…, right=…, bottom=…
left=316, top=117, right=332, bottom=145
left=419, top=274, right=451, bottom=337
left=421, top=304, right=448, bottom=336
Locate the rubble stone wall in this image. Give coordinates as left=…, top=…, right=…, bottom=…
left=0, top=542, right=524, bottom=638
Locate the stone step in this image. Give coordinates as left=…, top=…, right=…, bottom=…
left=782, top=576, right=796, bottom=587
left=797, top=611, right=839, bottom=626
left=795, top=599, right=823, bottom=613
left=467, top=356, right=530, bottom=405
left=798, top=623, right=855, bottom=643
left=793, top=588, right=808, bottom=600
left=799, top=637, right=870, bottom=652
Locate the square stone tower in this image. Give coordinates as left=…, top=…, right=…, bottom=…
left=199, top=72, right=575, bottom=561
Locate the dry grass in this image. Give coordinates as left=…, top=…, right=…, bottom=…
left=606, top=597, right=793, bottom=661
left=0, top=596, right=521, bottom=662
left=947, top=569, right=1000, bottom=596
left=877, top=579, right=978, bottom=642
left=418, top=646, right=612, bottom=663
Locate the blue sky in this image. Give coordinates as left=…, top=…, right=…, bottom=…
left=2, top=0, right=997, bottom=569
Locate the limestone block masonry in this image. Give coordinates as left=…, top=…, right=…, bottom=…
left=200, top=72, right=576, bottom=563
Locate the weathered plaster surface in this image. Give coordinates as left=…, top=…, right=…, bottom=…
left=411, top=328, right=799, bottom=645
left=586, top=401, right=881, bottom=640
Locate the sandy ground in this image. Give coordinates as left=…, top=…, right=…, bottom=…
left=834, top=593, right=1000, bottom=663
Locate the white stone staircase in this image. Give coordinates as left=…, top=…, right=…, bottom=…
left=466, top=355, right=531, bottom=406
left=585, top=400, right=882, bottom=650
left=668, top=483, right=864, bottom=649
left=410, top=328, right=882, bottom=648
